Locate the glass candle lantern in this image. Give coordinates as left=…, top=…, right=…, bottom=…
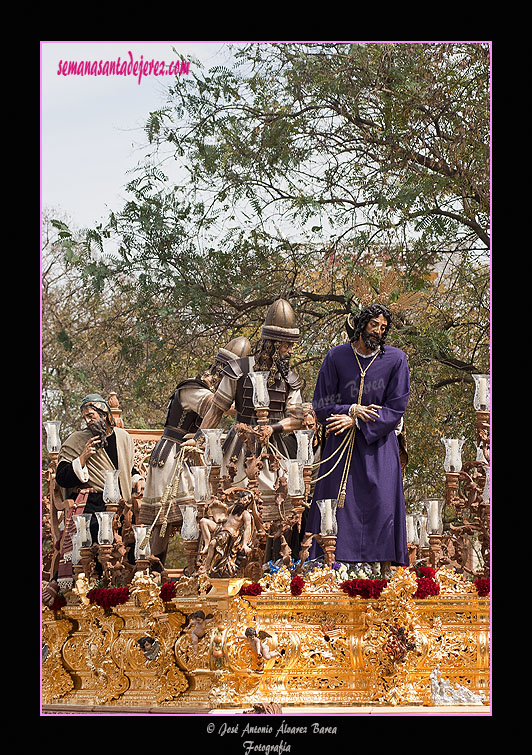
left=192, top=465, right=211, bottom=503
left=423, top=499, right=444, bottom=535
left=316, top=499, right=338, bottom=536
left=95, top=511, right=115, bottom=545
left=406, top=514, right=419, bottom=545
left=418, top=515, right=429, bottom=549
left=281, top=459, right=305, bottom=496
left=482, top=466, right=490, bottom=504
left=441, top=437, right=466, bottom=473
left=472, top=374, right=490, bottom=411
left=103, top=469, right=121, bottom=504
left=44, top=420, right=61, bottom=454
left=73, top=513, right=93, bottom=548
left=132, top=524, right=151, bottom=560
left=202, top=429, right=224, bottom=466
left=249, top=371, right=270, bottom=407
left=179, top=504, right=199, bottom=541
left=294, top=429, right=315, bottom=465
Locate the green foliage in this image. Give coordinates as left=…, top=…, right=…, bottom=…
left=42, top=43, right=490, bottom=509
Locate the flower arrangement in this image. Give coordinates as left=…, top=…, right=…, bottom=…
left=239, top=582, right=263, bottom=597
left=410, top=565, right=441, bottom=599
left=290, top=575, right=305, bottom=596
left=87, top=586, right=129, bottom=608
left=160, top=581, right=177, bottom=602
left=51, top=593, right=67, bottom=612
left=340, top=579, right=388, bottom=599
left=474, top=578, right=490, bottom=597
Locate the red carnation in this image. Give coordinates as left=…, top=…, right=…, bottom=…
left=160, top=581, right=177, bottom=602
left=240, top=582, right=263, bottom=596
left=474, top=578, right=490, bottom=597
left=290, top=575, right=305, bottom=596
left=413, top=577, right=440, bottom=599
left=51, top=593, right=67, bottom=612
left=340, top=579, right=387, bottom=599
left=87, top=586, right=129, bottom=608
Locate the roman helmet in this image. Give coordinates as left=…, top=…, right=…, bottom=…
left=260, top=299, right=300, bottom=343
left=214, top=335, right=252, bottom=366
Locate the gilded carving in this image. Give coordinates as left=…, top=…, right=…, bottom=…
left=42, top=609, right=74, bottom=703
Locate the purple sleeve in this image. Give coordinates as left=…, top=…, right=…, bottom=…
left=358, top=354, right=410, bottom=445
left=312, top=351, right=352, bottom=424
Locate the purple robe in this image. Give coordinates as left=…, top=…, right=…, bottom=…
left=307, top=343, right=410, bottom=566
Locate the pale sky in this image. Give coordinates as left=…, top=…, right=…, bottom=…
left=40, top=41, right=237, bottom=232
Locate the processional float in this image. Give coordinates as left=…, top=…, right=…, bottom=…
left=42, top=375, right=490, bottom=711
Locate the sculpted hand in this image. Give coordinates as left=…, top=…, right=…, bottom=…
left=350, top=404, right=381, bottom=423
left=79, top=436, right=101, bottom=467
left=326, top=414, right=356, bottom=435
left=256, top=425, right=274, bottom=444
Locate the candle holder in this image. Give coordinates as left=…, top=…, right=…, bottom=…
left=418, top=514, right=430, bottom=561
left=441, top=437, right=466, bottom=474
left=424, top=499, right=444, bottom=535
left=406, top=513, right=419, bottom=565
left=317, top=534, right=337, bottom=568
left=281, top=459, right=305, bottom=497
left=79, top=546, right=96, bottom=581
left=316, top=499, right=338, bottom=537
left=95, top=511, right=116, bottom=546
left=249, top=371, right=271, bottom=408
left=192, top=465, right=211, bottom=503
left=132, top=524, right=151, bottom=572
left=202, top=429, right=224, bottom=466
left=472, top=374, right=490, bottom=412
left=428, top=533, right=444, bottom=570
left=44, top=420, right=62, bottom=454
left=103, top=469, right=121, bottom=510
left=179, top=504, right=200, bottom=541
left=294, top=429, right=315, bottom=466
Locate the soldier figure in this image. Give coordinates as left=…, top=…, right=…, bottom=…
left=138, top=337, right=251, bottom=564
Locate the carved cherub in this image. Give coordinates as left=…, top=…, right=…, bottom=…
left=138, top=636, right=160, bottom=660
left=243, top=627, right=282, bottom=660
left=187, top=610, right=215, bottom=651
left=73, top=572, right=91, bottom=606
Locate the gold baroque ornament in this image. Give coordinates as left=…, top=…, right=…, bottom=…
left=84, top=604, right=129, bottom=704
left=128, top=570, right=189, bottom=704
left=362, top=569, right=422, bottom=705
left=42, top=565, right=489, bottom=710
left=42, top=608, right=74, bottom=703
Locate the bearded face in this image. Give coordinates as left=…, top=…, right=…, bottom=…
left=85, top=412, right=110, bottom=448
left=255, top=339, right=293, bottom=382
left=361, top=328, right=383, bottom=352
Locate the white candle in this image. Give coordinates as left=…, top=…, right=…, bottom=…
left=425, top=500, right=442, bottom=534
left=193, top=467, right=210, bottom=501
left=418, top=516, right=429, bottom=548
left=450, top=439, right=459, bottom=470
left=323, top=500, right=333, bottom=533
left=295, top=430, right=314, bottom=464
left=253, top=372, right=269, bottom=406
left=478, top=378, right=487, bottom=408
left=77, top=516, right=87, bottom=543
left=103, top=516, right=111, bottom=542
left=203, top=430, right=223, bottom=465
left=288, top=461, right=300, bottom=493
left=180, top=505, right=199, bottom=540
left=47, top=424, right=58, bottom=448
left=406, top=514, right=418, bottom=544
